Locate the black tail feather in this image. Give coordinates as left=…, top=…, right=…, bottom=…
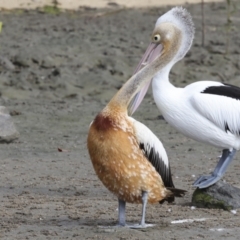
left=159, top=187, right=187, bottom=204
left=167, top=187, right=187, bottom=197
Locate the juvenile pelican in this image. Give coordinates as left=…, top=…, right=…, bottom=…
left=134, top=7, right=240, bottom=189
left=87, top=14, right=186, bottom=228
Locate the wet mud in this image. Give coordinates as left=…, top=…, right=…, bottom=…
left=0, top=1, right=240, bottom=239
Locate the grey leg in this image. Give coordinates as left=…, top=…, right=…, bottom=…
left=193, top=149, right=237, bottom=189
left=118, top=199, right=126, bottom=226
left=140, top=191, right=148, bottom=226
left=129, top=191, right=154, bottom=229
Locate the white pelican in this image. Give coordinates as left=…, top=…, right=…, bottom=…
left=133, top=6, right=240, bottom=189
left=87, top=15, right=186, bottom=228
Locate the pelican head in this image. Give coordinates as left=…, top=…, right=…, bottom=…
left=136, top=7, right=194, bottom=73
left=128, top=7, right=195, bottom=114
left=156, top=7, right=194, bottom=61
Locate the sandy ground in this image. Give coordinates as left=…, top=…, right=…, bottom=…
left=0, top=0, right=240, bottom=239
left=0, top=0, right=223, bottom=9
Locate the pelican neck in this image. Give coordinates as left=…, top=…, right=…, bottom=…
left=152, top=66, right=176, bottom=91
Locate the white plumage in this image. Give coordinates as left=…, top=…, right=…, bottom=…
left=153, top=79, right=240, bottom=150
left=134, top=7, right=240, bottom=188
left=132, top=117, right=169, bottom=167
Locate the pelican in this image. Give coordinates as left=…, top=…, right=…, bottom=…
left=87, top=14, right=186, bottom=228
left=133, top=6, right=240, bottom=189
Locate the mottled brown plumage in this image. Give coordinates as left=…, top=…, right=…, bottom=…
left=87, top=7, right=187, bottom=228
left=88, top=105, right=173, bottom=204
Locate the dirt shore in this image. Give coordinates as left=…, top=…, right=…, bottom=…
left=0, top=0, right=240, bottom=239
left=0, top=0, right=223, bottom=10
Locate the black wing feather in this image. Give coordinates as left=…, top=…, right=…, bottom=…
left=202, top=83, right=240, bottom=135
left=201, top=83, right=240, bottom=100
left=139, top=142, right=175, bottom=188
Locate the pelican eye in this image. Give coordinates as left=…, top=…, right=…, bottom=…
left=153, top=34, right=161, bottom=42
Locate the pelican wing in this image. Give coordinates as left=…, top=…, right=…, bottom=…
left=131, top=118, right=175, bottom=188
left=190, top=84, right=240, bottom=135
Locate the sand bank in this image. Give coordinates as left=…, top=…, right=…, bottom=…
left=0, top=0, right=223, bottom=9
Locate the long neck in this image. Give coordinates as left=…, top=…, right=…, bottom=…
left=152, top=65, right=175, bottom=90
left=108, top=24, right=182, bottom=112
left=152, top=63, right=180, bottom=115
left=108, top=41, right=180, bottom=110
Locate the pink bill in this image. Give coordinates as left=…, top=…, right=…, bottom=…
left=129, top=43, right=163, bottom=115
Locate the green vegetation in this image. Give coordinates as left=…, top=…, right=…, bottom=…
left=42, top=5, right=61, bottom=14
left=192, top=188, right=232, bottom=211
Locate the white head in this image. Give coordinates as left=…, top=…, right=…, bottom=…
left=110, top=7, right=195, bottom=116
left=154, top=7, right=195, bottom=63
left=135, top=7, right=195, bottom=73
left=127, top=7, right=195, bottom=114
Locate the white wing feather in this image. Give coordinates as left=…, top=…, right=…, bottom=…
left=130, top=117, right=177, bottom=188
left=191, top=92, right=240, bottom=135
left=131, top=118, right=169, bottom=166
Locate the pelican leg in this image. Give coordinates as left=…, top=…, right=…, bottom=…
left=193, top=149, right=237, bottom=189
left=118, top=199, right=126, bottom=226
left=140, top=191, right=148, bottom=226
left=129, top=191, right=154, bottom=229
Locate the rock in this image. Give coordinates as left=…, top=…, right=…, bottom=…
left=192, top=181, right=240, bottom=210
left=41, top=56, right=55, bottom=69
left=13, top=53, right=31, bottom=68
left=0, top=55, right=15, bottom=70
left=0, top=106, right=19, bottom=143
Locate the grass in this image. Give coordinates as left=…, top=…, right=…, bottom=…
left=42, top=5, right=61, bottom=14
